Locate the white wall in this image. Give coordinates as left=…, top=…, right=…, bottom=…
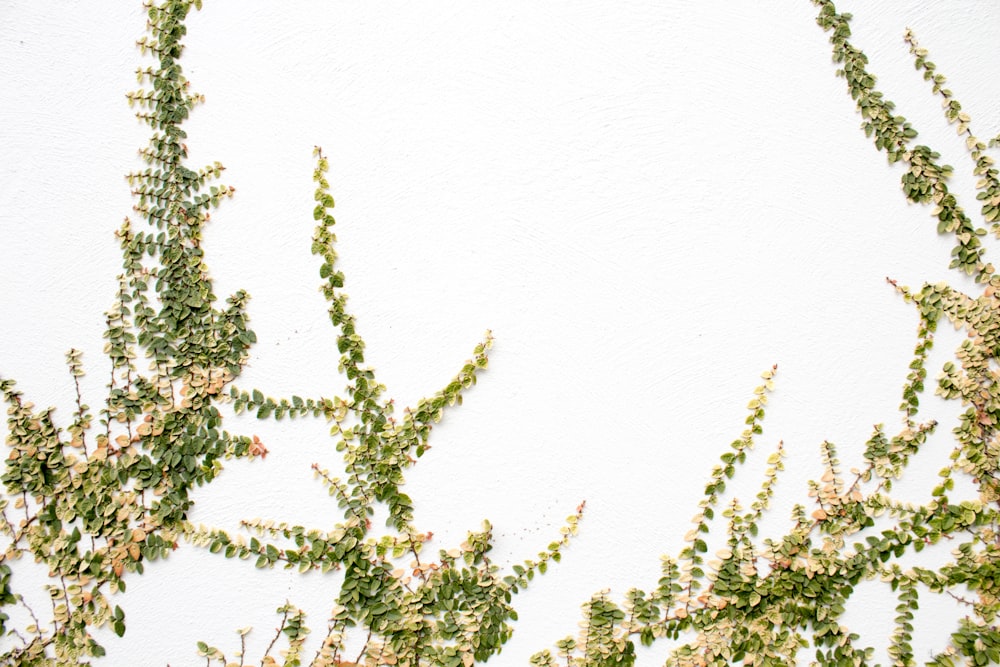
left=1, top=2, right=999, bottom=665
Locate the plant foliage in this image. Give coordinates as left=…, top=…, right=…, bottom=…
left=2, top=1, right=999, bottom=666
left=530, top=3, right=1000, bottom=666
left=2, top=0, right=256, bottom=662
left=1, top=2, right=577, bottom=665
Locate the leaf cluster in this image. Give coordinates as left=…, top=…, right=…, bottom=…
left=5, top=1, right=1000, bottom=666
left=1, top=1, right=257, bottom=662
left=537, top=3, right=1000, bottom=665
left=187, top=147, right=585, bottom=667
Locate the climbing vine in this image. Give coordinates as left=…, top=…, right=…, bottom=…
left=1, top=1, right=998, bottom=666
left=0, top=2, right=577, bottom=665
left=529, top=3, right=1000, bottom=666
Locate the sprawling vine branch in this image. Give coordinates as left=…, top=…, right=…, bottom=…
left=532, top=4, right=1000, bottom=666
left=3, top=2, right=999, bottom=666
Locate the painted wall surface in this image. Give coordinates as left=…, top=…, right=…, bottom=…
left=1, top=2, right=999, bottom=664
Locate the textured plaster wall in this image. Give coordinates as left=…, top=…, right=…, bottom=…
left=1, top=2, right=999, bottom=665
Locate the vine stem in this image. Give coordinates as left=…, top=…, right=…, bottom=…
left=260, top=605, right=289, bottom=666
